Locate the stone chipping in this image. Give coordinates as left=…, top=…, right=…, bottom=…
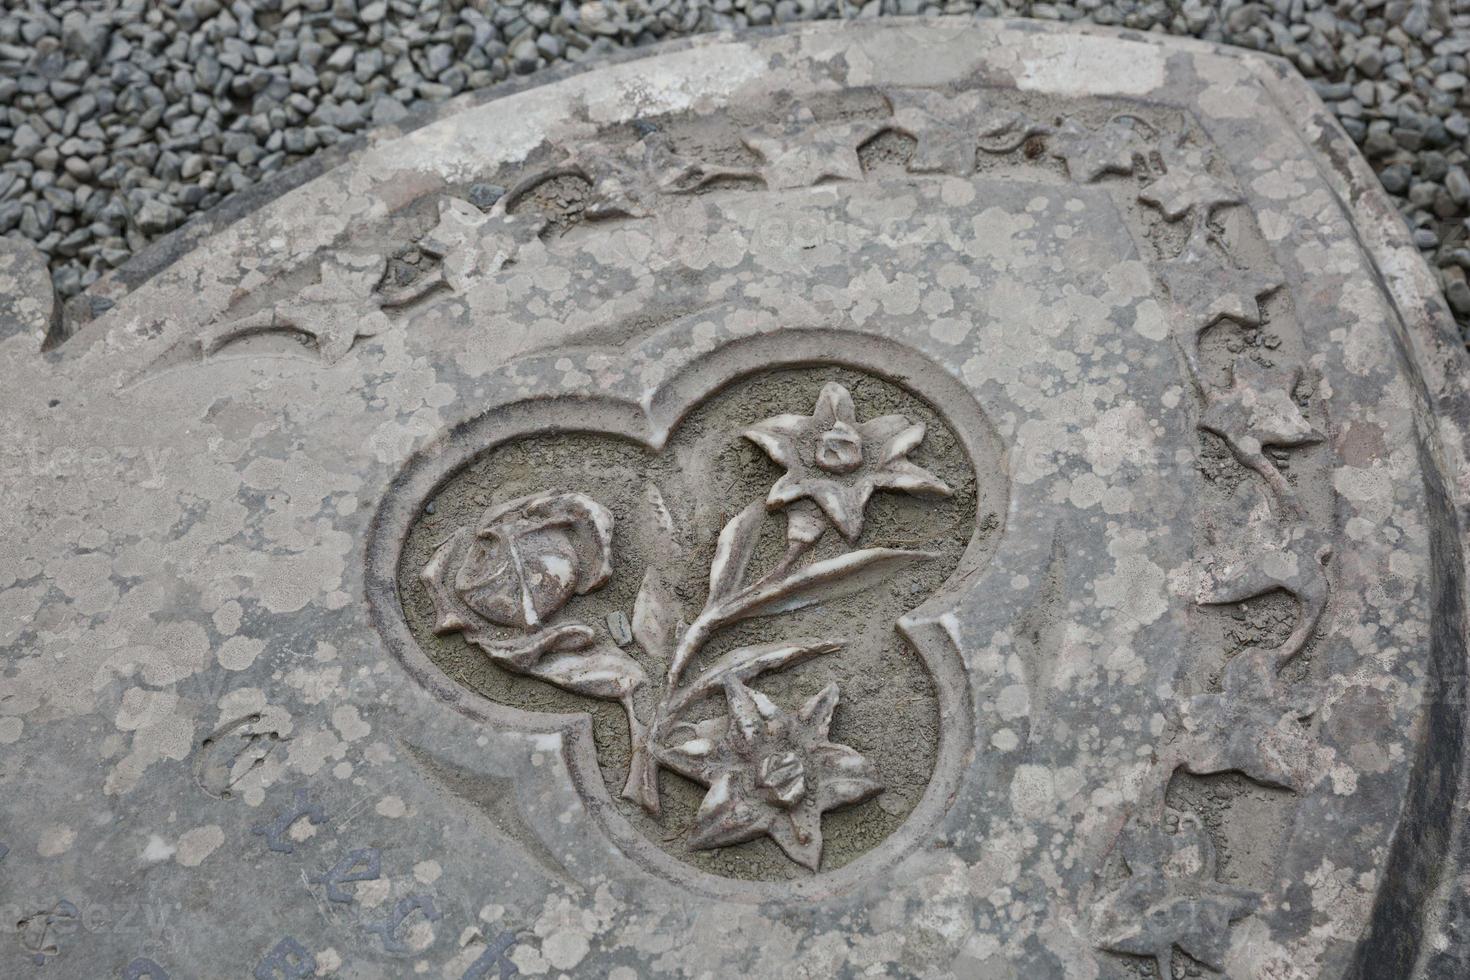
left=4, top=0, right=1470, bottom=334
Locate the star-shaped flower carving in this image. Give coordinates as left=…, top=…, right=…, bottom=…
left=1050, top=117, right=1145, bottom=182
left=1160, top=230, right=1282, bottom=330
left=658, top=679, right=882, bottom=870
left=558, top=131, right=750, bottom=220
left=396, top=196, right=548, bottom=303
left=1093, top=816, right=1259, bottom=980
left=885, top=89, right=1048, bottom=176
left=741, top=107, right=887, bottom=190
left=1173, top=655, right=1319, bottom=792
left=203, top=251, right=390, bottom=363
left=1200, top=356, right=1322, bottom=460
left=1138, top=140, right=1242, bottom=221
left=742, top=381, right=952, bottom=540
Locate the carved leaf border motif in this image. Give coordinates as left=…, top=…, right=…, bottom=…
left=417, top=381, right=955, bottom=870
left=1057, top=127, right=1338, bottom=975
left=187, top=89, right=1065, bottom=362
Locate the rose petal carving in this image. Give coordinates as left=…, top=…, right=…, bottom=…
left=421, top=490, right=614, bottom=634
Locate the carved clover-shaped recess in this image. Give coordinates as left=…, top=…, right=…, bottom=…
left=1093, top=816, right=1259, bottom=980
left=658, top=679, right=881, bottom=870
left=421, top=490, right=613, bottom=634
left=408, top=376, right=964, bottom=873
left=743, top=381, right=953, bottom=541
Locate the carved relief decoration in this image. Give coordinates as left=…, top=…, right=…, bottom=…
left=414, top=380, right=968, bottom=872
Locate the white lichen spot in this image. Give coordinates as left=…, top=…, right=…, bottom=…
left=142, top=834, right=175, bottom=863
left=1009, top=765, right=1055, bottom=819
left=316, top=947, right=342, bottom=974
left=331, top=704, right=370, bottom=742
left=37, top=825, right=75, bottom=857
left=176, top=824, right=224, bottom=867
left=217, top=636, right=266, bottom=671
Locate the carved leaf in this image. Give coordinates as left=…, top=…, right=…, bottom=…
left=721, top=548, right=936, bottom=623
left=632, top=568, right=681, bottom=660
left=1094, top=817, right=1259, bottom=980
left=707, top=500, right=765, bottom=602
left=682, top=639, right=843, bottom=704
left=523, top=644, right=648, bottom=701
left=474, top=626, right=645, bottom=701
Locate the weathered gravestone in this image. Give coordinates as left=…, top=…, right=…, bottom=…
left=4, top=17, right=1470, bottom=980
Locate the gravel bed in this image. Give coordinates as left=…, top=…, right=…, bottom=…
left=3, top=0, right=1470, bottom=335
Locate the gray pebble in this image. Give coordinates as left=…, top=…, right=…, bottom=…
left=1448, top=167, right=1470, bottom=205
left=1448, top=277, right=1470, bottom=315
left=467, top=183, right=505, bottom=209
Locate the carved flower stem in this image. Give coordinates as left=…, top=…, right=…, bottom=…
left=620, top=692, right=661, bottom=814
left=665, top=533, right=819, bottom=688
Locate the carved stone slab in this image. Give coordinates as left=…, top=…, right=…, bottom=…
left=3, top=19, right=1470, bottom=980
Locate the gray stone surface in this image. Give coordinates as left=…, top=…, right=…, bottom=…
left=3, top=18, right=1470, bottom=980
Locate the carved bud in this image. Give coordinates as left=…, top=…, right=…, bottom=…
left=756, top=751, right=807, bottom=808
left=815, top=420, right=864, bottom=474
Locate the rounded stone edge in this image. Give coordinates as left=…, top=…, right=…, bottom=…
left=1246, top=50, right=1470, bottom=980
left=57, top=27, right=761, bottom=340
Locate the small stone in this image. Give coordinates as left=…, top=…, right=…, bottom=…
left=326, top=45, right=356, bottom=71
left=1447, top=277, right=1470, bottom=315
left=1447, top=167, right=1470, bottom=205
left=512, top=40, right=540, bottom=74
left=133, top=197, right=177, bottom=235
left=467, top=183, right=506, bottom=209
left=1380, top=162, right=1412, bottom=194
left=359, top=1, right=388, bottom=23
left=371, top=97, right=409, bottom=126
left=606, top=611, right=633, bottom=647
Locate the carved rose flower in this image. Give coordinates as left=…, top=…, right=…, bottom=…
left=421, top=490, right=614, bottom=635
left=742, top=381, right=952, bottom=540
left=658, top=678, right=882, bottom=870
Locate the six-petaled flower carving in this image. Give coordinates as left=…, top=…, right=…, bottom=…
left=659, top=680, right=881, bottom=870
left=743, top=381, right=953, bottom=541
